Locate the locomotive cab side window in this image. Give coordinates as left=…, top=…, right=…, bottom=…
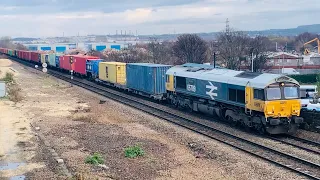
left=176, top=76, right=186, bottom=89
left=254, top=89, right=265, bottom=100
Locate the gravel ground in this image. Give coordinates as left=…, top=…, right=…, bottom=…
left=1, top=60, right=311, bottom=180
left=296, top=129, right=320, bottom=142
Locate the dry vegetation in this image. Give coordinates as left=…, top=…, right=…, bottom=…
left=0, top=72, right=23, bottom=102
left=7, top=84, right=23, bottom=102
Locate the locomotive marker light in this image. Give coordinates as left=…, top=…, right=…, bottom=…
left=206, top=81, right=218, bottom=100
left=42, top=68, right=47, bottom=73
left=35, top=65, right=38, bottom=69
left=42, top=63, right=47, bottom=68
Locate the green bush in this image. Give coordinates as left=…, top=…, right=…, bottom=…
left=289, top=74, right=318, bottom=84
left=85, top=153, right=104, bottom=165
left=124, top=145, right=145, bottom=158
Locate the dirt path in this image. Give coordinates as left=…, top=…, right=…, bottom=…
left=0, top=60, right=44, bottom=179
left=0, top=59, right=309, bottom=180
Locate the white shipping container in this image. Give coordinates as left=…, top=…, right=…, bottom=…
left=0, top=81, right=5, bottom=97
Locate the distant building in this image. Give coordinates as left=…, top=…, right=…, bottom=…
left=267, top=52, right=303, bottom=67
left=303, top=53, right=320, bottom=65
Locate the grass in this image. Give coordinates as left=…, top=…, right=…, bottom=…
left=85, top=153, right=104, bottom=165
left=124, top=145, right=145, bottom=158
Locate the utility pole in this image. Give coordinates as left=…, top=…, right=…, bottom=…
left=226, top=18, right=230, bottom=35
left=213, top=52, right=216, bottom=68
left=251, top=52, right=254, bottom=72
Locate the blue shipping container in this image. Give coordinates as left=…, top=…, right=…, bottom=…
left=111, top=45, right=121, bottom=50
left=126, top=63, right=172, bottom=98
left=28, top=46, right=38, bottom=51
left=86, top=59, right=103, bottom=78
left=56, top=46, right=66, bottom=52
left=41, top=46, right=51, bottom=51
left=96, top=45, right=106, bottom=51
left=55, top=55, right=60, bottom=67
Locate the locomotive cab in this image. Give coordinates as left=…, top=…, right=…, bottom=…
left=246, top=79, right=303, bottom=134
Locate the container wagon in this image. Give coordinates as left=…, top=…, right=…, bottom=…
left=126, top=63, right=172, bottom=100
left=72, top=55, right=99, bottom=75
left=98, top=62, right=126, bottom=88
left=86, top=59, right=103, bottom=79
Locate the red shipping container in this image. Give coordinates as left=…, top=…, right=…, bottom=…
left=73, top=55, right=99, bottom=75
left=30, top=52, right=38, bottom=62
left=59, top=55, right=73, bottom=71
left=30, top=51, right=44, bottom=63
left=18, top=50, right=23, bottom=59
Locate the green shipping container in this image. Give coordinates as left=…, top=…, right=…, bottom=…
left=48, top=53, right=56, bottom=67
left=8, top=49, right=13, bottom=56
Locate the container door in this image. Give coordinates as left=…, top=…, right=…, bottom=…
left=116, top=65, right=126, bottom=85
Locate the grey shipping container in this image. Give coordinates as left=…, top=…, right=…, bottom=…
left=126, top=63, right=172, bottom=99
left=0, top=81, right=5, bottom=97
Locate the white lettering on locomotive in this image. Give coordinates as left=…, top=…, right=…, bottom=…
left=187, top=84, right=196, bottom=92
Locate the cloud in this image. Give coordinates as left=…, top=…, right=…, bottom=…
left=0, top=0, right=319, bottom=37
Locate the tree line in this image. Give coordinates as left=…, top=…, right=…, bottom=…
left=92, top=30, right=318, bottom=72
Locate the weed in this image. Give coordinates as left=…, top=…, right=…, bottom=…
left=1, top=72, right=15, bottom=83
left=124, top=145, right=145, bottom=158
left=72, top=114, right=96, bottom=123
left=85, top=153, right=104, bottom=165
left=8, top=85, right=23, bottom=102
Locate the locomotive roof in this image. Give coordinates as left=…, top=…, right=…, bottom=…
left=166, top=65, right=299, bottom=88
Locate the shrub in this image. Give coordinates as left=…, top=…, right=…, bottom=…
left=8, top=85, right=23, bottom=102
left=1, top=72, right=14, bottom=83
left=124, top=145, right=145, bottom=158
left=85, top=153, right=104, bottom=165
left=289, top=74, right=318, bottom=84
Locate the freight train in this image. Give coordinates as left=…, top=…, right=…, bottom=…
left=0, top=48, right=304, bottom=135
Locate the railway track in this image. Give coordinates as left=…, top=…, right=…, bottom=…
left=10, top=57, right=320, bottom=180
left=267, top=136, right=320, bottom=156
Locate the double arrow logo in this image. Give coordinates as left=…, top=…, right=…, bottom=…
left=206, top=81, right=218, bottom=100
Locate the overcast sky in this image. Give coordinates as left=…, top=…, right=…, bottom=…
left=1, top=0, right=319, bottom=37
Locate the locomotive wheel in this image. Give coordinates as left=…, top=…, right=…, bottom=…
left=303, top=123, right=310, bottom=130
left=257, top=124, right=266, bottom=135
left=227, top=116, right=237, bottom=127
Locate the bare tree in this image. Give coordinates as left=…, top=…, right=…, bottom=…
left=249, top=36, right=273, bottom=72
left=0, top=37, right=28, bottom=50
left=293, top=32, right=319, bottom=52
left=16, top=43, right=28, bottom=50
left=215, top=30, right=250, bottom=70
left=148, top=37, right=161, bottom=63
left=173, top=34, right=208, bottom=64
